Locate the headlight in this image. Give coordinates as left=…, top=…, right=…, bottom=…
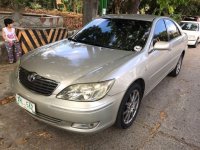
left=188, top=35, right=196, bottom=40
left=56, top=79, right=115, bottom=102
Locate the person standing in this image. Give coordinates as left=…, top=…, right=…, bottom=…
left=2, top=18, right=22, bottom=64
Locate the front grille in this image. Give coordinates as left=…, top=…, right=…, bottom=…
left=35, top=112, right=62, bottom=123
left=27, top=111, right=62, bottom=124
left=19, top=67, right=58, bottom=96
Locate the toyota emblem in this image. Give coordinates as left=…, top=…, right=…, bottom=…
left=28, top=73, right=37, bottom=82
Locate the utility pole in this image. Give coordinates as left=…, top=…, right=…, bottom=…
left=100, top=0, right=108, bottom=15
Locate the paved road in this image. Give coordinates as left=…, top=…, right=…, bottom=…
left=0, top=45, right=200, bottom=150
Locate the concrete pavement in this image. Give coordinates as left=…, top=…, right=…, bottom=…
left=0, top=45, right=200, bottom=150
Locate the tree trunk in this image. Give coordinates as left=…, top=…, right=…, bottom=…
left=125, top=0, right=141, bottom=14
left=53, top=0, right=57, bottom=9
left=72, top=1, right=76, bottom=12
left=83, top=0, right=99, bottom=25
left=114, top=0, right=121, bottom=14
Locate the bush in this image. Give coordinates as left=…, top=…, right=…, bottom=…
left=170, top=14, right=182, bottom=23
left=29, top=2, right=42, bottom=9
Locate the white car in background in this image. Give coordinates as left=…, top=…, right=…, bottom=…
left=180, top=21, right=200, bottom=48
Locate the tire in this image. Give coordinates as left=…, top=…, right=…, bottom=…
left=169, top=55, right=183, bottom=77
left=115, top=83, right=143, bottom=129
left=193, top=38, right=198, bottom=48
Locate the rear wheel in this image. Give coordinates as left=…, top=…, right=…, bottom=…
left=115, top=83, right=143, bottom=129
left=169, top=55, right=183, bottom=77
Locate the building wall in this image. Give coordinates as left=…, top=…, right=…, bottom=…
left=0, top=12, right=63, bottom=30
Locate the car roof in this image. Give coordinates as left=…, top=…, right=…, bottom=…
left=102, top=14, right=166, bottom=22
left=180, top=21, right=200, bottom=24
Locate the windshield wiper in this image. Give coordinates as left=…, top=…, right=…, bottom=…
left=68, top=37, right=77, bottom=42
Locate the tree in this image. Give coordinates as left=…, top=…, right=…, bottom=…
left=63, top=0, right=83, bottom=13
left=176, top=0, right=200, bottom=16
left=82, top=0, right=99, bottom=25
left=157, top=0, right=189, bottom=15
left=107, top=0, right=141, bottom=14
left=124, top=0, right=141, bottom=14
left=0, top=0, right=28, bottom=11
left=140, top=0, right=190, bottom=15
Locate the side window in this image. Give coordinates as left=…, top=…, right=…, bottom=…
left=165, top=19, right=181, bottom=40
left=153, top=19, right=168, bottom=45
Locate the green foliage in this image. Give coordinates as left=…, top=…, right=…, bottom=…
left=0, top=0, right=53, bottom=10
left=157, top=0, right=189, bottom=15
left=0, top=0, right=199, bottom=16
left=170, top=14, right=182, bottom=22
left=29, top=2, right=42, bottom=9
left=176, top=0, right=200, bottom=16
left=63, top=0, right=83, bottom=13
left=0, top=0, right=29, bottom=10
left=27, top=0, right=54, bottom=9
left=140, top=0, right=200, bottom=17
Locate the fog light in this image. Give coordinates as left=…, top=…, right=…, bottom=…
left=72, top=122, right=99, bottom=129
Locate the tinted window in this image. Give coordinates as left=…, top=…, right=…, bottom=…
left=71, top=18, right=152, bottom=51
left=153, top=19, right=168, bottom=45
left=165, top=19, right=181, bottom=40
left=180, top=22, right=199, bottom=31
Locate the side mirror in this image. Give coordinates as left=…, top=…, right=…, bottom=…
left=154, top=41, right=171, bottom=51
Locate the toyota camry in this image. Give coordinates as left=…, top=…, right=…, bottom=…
left=10, top=14, right=188, bottom=133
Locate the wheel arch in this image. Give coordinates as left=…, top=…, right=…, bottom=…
left=182, top=50, right=185, bottom=58
left=126, top=78, right=145, bottom=98
left=115, top=77, right=145, bottom=128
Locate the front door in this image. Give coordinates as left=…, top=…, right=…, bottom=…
left=145, top=19, right=172, bottom=94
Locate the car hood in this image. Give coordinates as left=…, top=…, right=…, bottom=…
left=20, top=40, right=134, bottom=84
left=182, top=30, right=199, bottom=36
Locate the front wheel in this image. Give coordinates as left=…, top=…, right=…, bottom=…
left=115, top=83, right=143, bottom=129
left=193, top=38, right=199, bottom=48
left=169, top=55, right=183, bottom=77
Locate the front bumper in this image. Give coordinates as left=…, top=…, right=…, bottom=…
left=10, top=72, right=124, bottom=133
left=188, top=40, right=196, bottom=45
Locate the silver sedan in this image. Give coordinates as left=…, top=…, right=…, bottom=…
left=10, top=14, right=188, bottom=133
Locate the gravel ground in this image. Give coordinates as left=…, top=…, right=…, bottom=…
left=0, top=45, right=200, bottom=150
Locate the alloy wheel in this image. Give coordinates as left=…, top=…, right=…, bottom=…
left=176, top=57, right=182, bottom=75
left=123, top=89, right=140, bottom=124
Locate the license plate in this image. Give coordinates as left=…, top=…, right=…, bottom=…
left=16, top=94, right=36, bottom=114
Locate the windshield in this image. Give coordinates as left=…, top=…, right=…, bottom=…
left=180, top=22, right=199, bottom=31
left=71, top=18, right=152, bottom=51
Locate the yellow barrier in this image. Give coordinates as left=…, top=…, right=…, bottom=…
left=16, top=28, right=68, bottom=54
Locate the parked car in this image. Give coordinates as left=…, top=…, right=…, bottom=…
left=180, top=21, right=200, bottom=47
left=10, top=14, right=188, bottom=133
left=183, top=16, right=200, bottom=22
